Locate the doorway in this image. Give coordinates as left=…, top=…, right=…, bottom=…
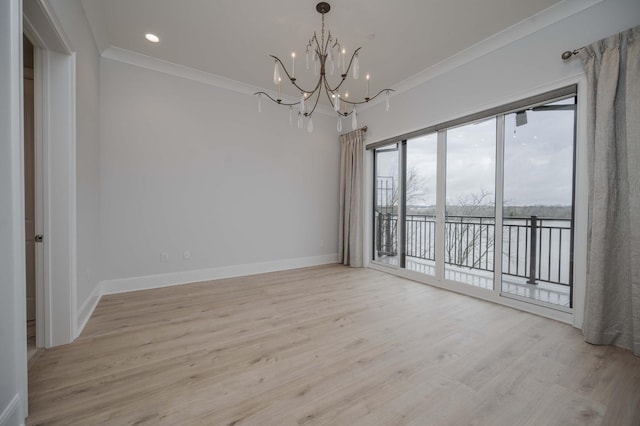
left=23, top=0, right=78, bottom=347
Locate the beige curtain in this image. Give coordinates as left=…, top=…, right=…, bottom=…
left=338, top=129, right=365, bottom=267
left=578, top=25, right=640, bottom=356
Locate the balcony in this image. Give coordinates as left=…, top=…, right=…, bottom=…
left=375, top=213, right=572, bottom=308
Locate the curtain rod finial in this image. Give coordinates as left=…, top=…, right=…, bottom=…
left=562, top=49, right=580, bottom=60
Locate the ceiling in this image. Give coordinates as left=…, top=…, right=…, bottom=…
left=81, top=0, right=562, bottom=103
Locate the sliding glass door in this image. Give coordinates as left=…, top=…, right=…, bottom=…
left=371, top=86, right=577, bottom=311
left=501, top=97, right=576, bottom=308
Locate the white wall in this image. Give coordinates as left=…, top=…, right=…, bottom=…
left=0, top=0, right=28, bottom=423
left=99, top=58, right=340, bottom=284
left=47, top=0, right=101, bottom=316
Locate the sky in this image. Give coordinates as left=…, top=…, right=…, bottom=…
left=376, top=97, right=575, bottom=208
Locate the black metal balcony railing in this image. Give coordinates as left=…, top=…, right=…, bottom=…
left=376, top=212, right=397, bottom=256
left=444, top=215, right=495, bottom=273
left=502, top=216, right=571, bottom=286
left=405, top=214, right=436, bottom=262
left=375, top=212, right=572, bottom=286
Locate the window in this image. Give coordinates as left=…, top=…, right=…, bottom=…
left=371, top=86, right=577, bottom=310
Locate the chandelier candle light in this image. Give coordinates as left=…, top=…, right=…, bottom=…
left=254, top=2, right=394, bottom=133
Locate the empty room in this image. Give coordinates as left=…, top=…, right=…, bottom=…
left=2, top=0, right=640, bottom=424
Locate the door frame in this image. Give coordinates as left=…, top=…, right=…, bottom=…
left=23, top=0, right=77, bottom=348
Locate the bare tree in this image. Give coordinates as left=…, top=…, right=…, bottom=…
left=395, top=167, right=431, bottom=208
left=376, top=174, right=496, bottom=270
left=444, top=189, right=495, bottom=270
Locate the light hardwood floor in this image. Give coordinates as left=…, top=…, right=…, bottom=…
left=27, top=265, right=640, bottom=425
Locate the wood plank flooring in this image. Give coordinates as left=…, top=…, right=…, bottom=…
left=27, top=265, right=640, bottom=425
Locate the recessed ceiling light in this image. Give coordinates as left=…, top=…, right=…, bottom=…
left=145, top=33, right=159, bottom=43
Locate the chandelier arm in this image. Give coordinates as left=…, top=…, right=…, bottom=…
left=344, top=47, right=362, bottom=75
left=322, top=77, right=333, bottom=97
left=322, top=31, right=333, bottom=57
left=308, top=73, right=324, bottom=98
left=325, top=47, right=361, bottom=94
left=254, top=91, right=300, bottom=107
left=306, top=34, right=317, bottom=57
left=270, top=55, right=315, bottom=94
left=328, top=75, right=348, bottom=94
left=306, top=85, right=323, bottom=116
left=322, top=77, right=341, bottom=111
left=338, top=89, right=395, bottom=106
left=321, top=84, right=354, bottom=117
left=312, top=35, right=323, bottom=66
left=323, top=83, right=337, bottom=110
left=311, top=33, right=323, bottom=63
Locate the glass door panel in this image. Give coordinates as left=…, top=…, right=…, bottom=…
left=445, top=119, right=496, bottom=288
left=501, top=97, right=576, bottom=308
left=405, top=134, right=437, bottom=276
left=373, top=146, right=399, bottom=266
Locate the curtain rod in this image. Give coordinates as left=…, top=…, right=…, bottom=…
left=339, top=126, right=367, bottom=138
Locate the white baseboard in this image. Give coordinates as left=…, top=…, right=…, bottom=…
left=75, top=283, right=102, bottom=339
left=100, top=254, right=338, bottom=295
left=0, top=394, right=24, bottom=426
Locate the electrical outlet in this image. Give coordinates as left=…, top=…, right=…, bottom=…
left=183, top=250, right=190, bottom=260
left=160, top=252, right=169, bottom=262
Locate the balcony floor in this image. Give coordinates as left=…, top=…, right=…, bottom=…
left=375, top=255, right=571, bottom=308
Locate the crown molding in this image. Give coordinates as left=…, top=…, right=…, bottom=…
left=101, top=46, right=335, bottom=116
left=361, top=0, right=603, bottom=111
left=102, top=46, right=261, bottom=95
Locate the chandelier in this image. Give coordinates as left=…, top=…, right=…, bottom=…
left=254, top=2, right=393, bottom=133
